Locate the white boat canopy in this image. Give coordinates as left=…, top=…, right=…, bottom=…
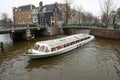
left=36, top=33, right=90, bottom=48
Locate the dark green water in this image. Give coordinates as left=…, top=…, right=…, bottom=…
left=0, top=30, right=120, bottom=80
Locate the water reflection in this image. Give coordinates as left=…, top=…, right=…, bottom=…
left=95, top=38, right=120, bottom=78
left=95, top=38, right=120, bottom=59
left=26, top=48, right=79, bottom=70
left=95, top=37, right=120, bottom=45
left=26, top=57, right=61, bottom=70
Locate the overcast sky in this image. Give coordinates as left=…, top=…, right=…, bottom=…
left=0, top=0, right=120, bottom=19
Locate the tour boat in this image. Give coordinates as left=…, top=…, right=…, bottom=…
left=24, top=33, right=95, bottom=58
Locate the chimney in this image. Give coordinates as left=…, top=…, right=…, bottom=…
left=39, top=1, right=43, bottom=7
left=13, top=7, right=17, bottom=12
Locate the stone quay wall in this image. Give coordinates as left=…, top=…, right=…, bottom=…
left=90, top=28, right=120, bottom=39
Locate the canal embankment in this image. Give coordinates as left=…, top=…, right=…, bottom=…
left=90, top=28, right=120, bottom=39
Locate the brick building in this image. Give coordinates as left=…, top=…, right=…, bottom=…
left=13, top=4, right=35, bottom=24
left=13, top=2, right=71, bottom=26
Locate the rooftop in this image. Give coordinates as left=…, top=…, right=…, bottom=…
left=17, top=4, right=35, bottom=11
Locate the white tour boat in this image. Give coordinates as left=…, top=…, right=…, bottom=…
left=24, top=33, right=95, bottom=58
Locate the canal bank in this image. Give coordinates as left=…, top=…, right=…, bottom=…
left=90, top=28, right=120, bottom=39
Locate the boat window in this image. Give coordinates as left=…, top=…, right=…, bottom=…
left=51, top=48, right=55, bottom=52
left=39, top=46, right=45, bottom=52
left=57, top=45, right=64, bottom=50
left=34, top=44, right=39, bottom=50
left=71, top=41, right=76, bottom=45
left=76, top=40, right=80, bottom=43
left=80, top=36, right=90, bottom=41
left=45, top=47, right=50, bottom=52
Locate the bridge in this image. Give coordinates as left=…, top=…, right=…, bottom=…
left=0, top=24, right=47, bottom=41
left=0, top=25, right=45, bottom=34
left=0, top=24, right=92, bottom=41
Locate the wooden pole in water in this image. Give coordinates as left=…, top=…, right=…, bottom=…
left=0, top=42, right=4, bottom=52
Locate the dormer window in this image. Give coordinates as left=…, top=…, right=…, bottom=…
left=43, top=7, right=46, bottom=12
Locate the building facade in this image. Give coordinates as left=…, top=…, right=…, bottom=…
left=13, top=5, right=35, bottom=24
left=31, top=8, right=39, bottom=24
left=31, top=1, right=43, bottom=24
left=38, top=3, right=62, bottom=26
left=13, top=3, right=83, bottom=26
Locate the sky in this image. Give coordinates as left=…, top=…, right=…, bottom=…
left=0, top=0, right=120, bottom=19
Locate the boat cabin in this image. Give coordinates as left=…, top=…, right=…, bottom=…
left=34, top=43, right=51, bottom=53
left=33, top=34, right=91, bottom=53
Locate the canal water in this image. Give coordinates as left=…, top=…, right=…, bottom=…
left=0, top=30, right=120, bottom=80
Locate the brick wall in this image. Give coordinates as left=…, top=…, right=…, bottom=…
left=14, top=10, right=32, bottom=24
left=90, top=28, right=120, bottom=39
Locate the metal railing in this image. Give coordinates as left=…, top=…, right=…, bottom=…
left=0, top=24, right=45, bottom=34
left=62, top=23, right=120, bottom=30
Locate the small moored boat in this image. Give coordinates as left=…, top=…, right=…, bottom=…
left=24, top=33, right=95, bottom=58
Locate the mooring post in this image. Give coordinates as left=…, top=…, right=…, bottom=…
left=0, top=42, right=4, bottom=52
left=26, top=24, right=32, bottom=40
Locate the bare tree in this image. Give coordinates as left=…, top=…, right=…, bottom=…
left=85, top=12, right=94, bottom=24
left=64, top=0, right=72, bottom=24
left=1, top=13, right=8, bottom=24
left=81, top=12, right=86, bottom=24
left=1, top=13, right=12, bottom=26
left=77, top=6, right=82, bottom=25
left=100, top=0, right=114, bottom=27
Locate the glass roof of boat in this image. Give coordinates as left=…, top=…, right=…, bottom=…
left=37, top=34, right=90, bottom=48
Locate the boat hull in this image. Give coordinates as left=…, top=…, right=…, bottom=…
left=24, top=35, right=95, bottom=59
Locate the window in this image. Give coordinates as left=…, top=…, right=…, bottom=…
left=45, top=47, right=50, bottom=52
left=40, top=18, right=43, bottom=22
left=39, top=46, right=45, bottom=52
left=19, top=9, right=21, bottom=11
left=52, top=18, right=54, bottom=21
left=40, top=13, right=45, bottom=17
left=43, top=7, right=46, bottom=12
left=32, top=14, right=34, bottom=17
left=29, top=15, right=31, bottom=18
